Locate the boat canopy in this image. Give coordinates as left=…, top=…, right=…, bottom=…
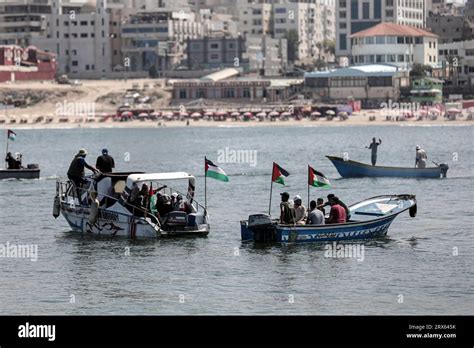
left=126, top=172, right=195, bottom=189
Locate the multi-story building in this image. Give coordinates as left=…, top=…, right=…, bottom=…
left=0, top=0, right=84, bottom=46
left=336, top=0, right=426, bottom=58
left=29, top=0, right=112, bottom=78
left=121, top=11, right=203, bottom=74
left=438, top=39, right=474, bottom=86
left=238, top=0, right=336, bottom=63
left=186, top=36, right=245, bottom=70
left=350, top=23, right=439, bottom=69
left=246, top=35, right=288, bottom=76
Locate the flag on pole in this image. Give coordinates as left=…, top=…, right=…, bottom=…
left=308, top=165, right=331, bottom=188
left=205, top=158, right=229, bottom=182
left=272, top=162, right=289, bottom=185
left=7, top=129, right=16, bottom=141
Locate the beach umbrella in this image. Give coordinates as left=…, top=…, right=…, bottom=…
left=179, top=112, right=189, bottom=118
left=256, top=112, right=267, bottom=117
left=418, top=110, right=428, bottom=115
left=447, top=108, right=461, bottom=114
left=326, top=110, right=336, bottom=116
left=230, top=112, right=241, bottom=117
left=280, top=112, right=292, bottom=117
left=429, top=108, right=441, bottom=114
left=191, top=112, right=202, bottom=118
left=162, top=111, right=174, bottom=120
left=269, top=111, right=280, bottom=117
left=338, top=111, right=348, bottom=117
left=216, top=110, right=228, bottom=116
left=243, top=112, right=253, bottom=117
left=310, top=111, right=321, bottom=117
left=121, top=111, right=133, bottom=117
left=138, top=112, right=149, bottom=117
left=151, top=111, right=161, bottom=117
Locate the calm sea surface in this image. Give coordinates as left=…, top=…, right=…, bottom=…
left=0, top=125, right=473, bottom=315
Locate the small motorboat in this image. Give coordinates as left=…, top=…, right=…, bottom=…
left=0, top=165, right=40, bottom=180
left=326, top=156, right=448, bottom=179
left=54, top=172, right=209, bottom=239
left=241, top=194, right=417, bottom=243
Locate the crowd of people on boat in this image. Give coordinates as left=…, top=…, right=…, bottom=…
left=279, top=192, right=350, bottom=226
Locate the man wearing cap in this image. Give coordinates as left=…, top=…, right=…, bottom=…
left=96, top=148, right=115, bottom=173
left=415, top=145, right=427, bottom=168
left=280, top=192, right=295, bottom=224
left=293, top=195, right=306, bottom=225
left=67, top=148, right=98, bottom=189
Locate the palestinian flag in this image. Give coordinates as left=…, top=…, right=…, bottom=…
left=308, top=165, right=331, bottom=188
left=272, top=162, right=289, bottom=185
left=7, top=129, right=16, bottom=141
left=205, top=158, right=229, bottom=182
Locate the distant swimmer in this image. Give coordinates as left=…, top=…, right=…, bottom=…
left=67, top=148, right=99, bottom=188
left=366, top=137, right=382, bottom=166
left=96, top=148, right=115, bottom=173
left=415, top=145, right=427, bottom=169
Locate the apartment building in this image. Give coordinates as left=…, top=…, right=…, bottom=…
left=246, top=35, right=288, bottom=76
left=438, top=39, right=474, bottom=86
left=336, top=0, right=426, bottom=57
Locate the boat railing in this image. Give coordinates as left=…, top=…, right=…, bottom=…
left=56, top=179, right=160, bottom=225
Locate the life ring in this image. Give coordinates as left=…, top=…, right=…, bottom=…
left=409, top=204, right=417, bottom=218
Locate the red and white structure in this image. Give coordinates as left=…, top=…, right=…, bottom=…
left=0, top=45, right=57, bottom=83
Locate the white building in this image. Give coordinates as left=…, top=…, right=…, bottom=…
left=30, top=0, right=112, bottom=78
left=246, top=35, right=288, bottom=76
left=438, top=39, right=474, bottom=86
left=336, top=0, right=427, bottom=58
left=350, top=22, right=439, bottom=69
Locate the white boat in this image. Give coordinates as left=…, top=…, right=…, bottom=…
left=54, top=172, right=210, bottom=239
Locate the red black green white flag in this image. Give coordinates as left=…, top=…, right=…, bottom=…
left=205, top=158, right=229, bottom=182
left=308, top=165, right=330, bottom=188
left=272, top=162, right=289, bottom=185
left=7, top=129, right=16, bottom=141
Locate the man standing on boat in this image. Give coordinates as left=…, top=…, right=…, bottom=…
left=280, top=192, right=295, bottom=224
left=415, top=145, right=428, bottom=168
left=366, top=138, right=382, bottom=166
left=67, top=149, right=99, bottom=189
left=96, top=148, right=115, bottom=173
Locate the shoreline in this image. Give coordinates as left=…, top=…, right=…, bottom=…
left=0, top=118, right=472, bottom=130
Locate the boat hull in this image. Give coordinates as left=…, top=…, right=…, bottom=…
left=326, top=156, right=443, bottom=178
left=241, top=214, right=396, bottom=243
left=60, top=203, right=209, bottom=239
left=0, top=169, right=40, bottom=180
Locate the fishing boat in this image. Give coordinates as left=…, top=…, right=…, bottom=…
left=241, top=194, right=417, bottom=243
left=53, top=172, right=209, bottom=239
left=0, top=165, right=40, bottom=180
left=326, top=156, right=448, bottom=179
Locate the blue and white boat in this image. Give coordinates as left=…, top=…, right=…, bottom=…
left=240, top=195, right=417, bottom=243
left=326, top=156, right=448, bottom=179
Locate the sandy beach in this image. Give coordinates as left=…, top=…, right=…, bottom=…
left=1, top=79, right=472, bottom=129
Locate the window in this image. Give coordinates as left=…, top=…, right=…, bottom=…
left=376, top=54, right=385, bottom=63
left=72, top=60, right=78, bottom=66
left=339, top=11, right=346, bottom=18
left=340, top=22, right=347, bottom=29
left=210, top=53, right=219, bottom=60
left=387, top=36, right=396, bottom=44
left=387, top=54, right=396, bottom=62
left=196, top=90, right=205, bottom=98
left=398, top=54, right=404, bottom=62
left=351, top=0, right=358, bottom=20
left=224, top=88, right=235, bottom=98
left=368, top=76, right=392, bottom=86
left=415, top=37, right=422, bottom=44
left=275, top=8, right=286, bottom=13
left=365, top=37, right=374, bottom=44
left=386, top=9, right=394, bottom=17
left=362, top=2, right=370, bottom=19
left=210, top=43, right=219, bottom=49
left=339, top=34, right=347, bottom=50
left=80, top=33, right=88, bottom=38
left=339, top=0, right=347, bottom=7
left=376, top=36, right=385, bottom=44
left=374, top=0, right=382, bottom=19
left=243, top=88, right=251, bottom=98
left=179, top=89, right=187, bottom=99
left=397, top=36, right=404, bottom=44
left=466, top=49, right=474, bottom=56
left=80, top=21, right=87, bottom=26
left=386, top=0, right=394, bottom=6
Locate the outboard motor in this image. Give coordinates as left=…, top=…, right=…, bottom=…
left=439, top=163, right=449, bottom=178
left=163, top=211, right=188, bottom=229
left=248, top=214, right=277, bottom=242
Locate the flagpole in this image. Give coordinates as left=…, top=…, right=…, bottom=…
left=268, top=179, right=273, bottom=216
left=307, top=165, right=310, bottom=209
left=204, top=157, right=207, bottom=210
left=5, top=130, right=9, bottom=169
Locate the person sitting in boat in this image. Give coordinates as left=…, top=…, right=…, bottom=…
left=366, top=138, right=382, bottom=166
left=293, top=195, right=306, bottom=225
left=415, top=145, right=427, bottom=169
left=67, top=149, right=99, bottom=195
left=5, top=152, right=21, bottom=169
left=95, top=148, right=115, bottom=173
left=280, top=192, right=295, bottom=224
left=326, top=196, right=347, bottom=224
left=317, top=197, right=325, bottom=216
left=306, top=200, right=325, bottom=225
left=323, top=194, right=350, bottom=220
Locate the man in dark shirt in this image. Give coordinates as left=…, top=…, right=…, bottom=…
left=366, top=138, right=382, bottom=166
left=67, top=148, right=98, bottom=187
left=280, top=192, right=295, bottom=224
left=5, top=152, right=20, bottom=169
left=96, top=148, right=115, bottom=173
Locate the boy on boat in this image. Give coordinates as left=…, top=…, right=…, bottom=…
left=326, top=197, right=347, bottom=224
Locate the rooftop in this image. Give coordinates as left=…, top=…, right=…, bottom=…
left=349, top=22, right=438, bottom=38
left=305, top=64, right=404, bottom=78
